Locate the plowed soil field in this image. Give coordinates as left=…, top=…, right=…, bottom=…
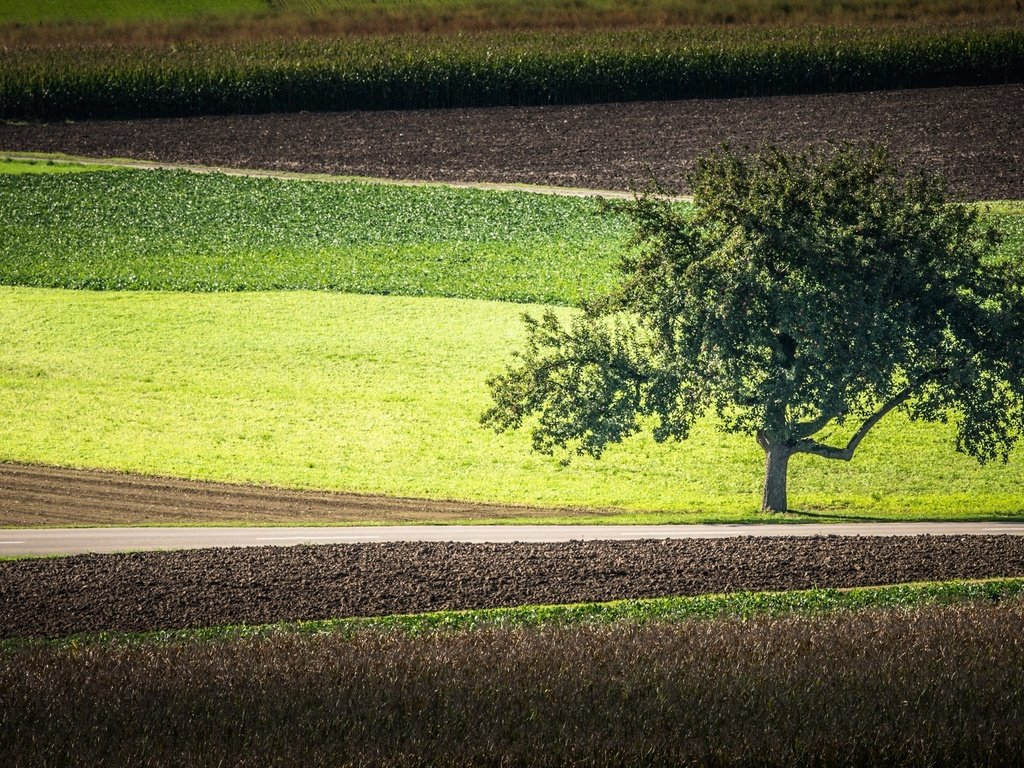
left=3, top=534, right=1024, bottom=638
left=0, top=464, right=576, bottom=528
left=2, top=84, right=1022, bottom=199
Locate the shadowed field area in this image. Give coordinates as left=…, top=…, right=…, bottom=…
left=3, top=597, right=1023, bottom=766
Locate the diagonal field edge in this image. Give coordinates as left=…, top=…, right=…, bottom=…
left=0, top=150, right=693, bottom=201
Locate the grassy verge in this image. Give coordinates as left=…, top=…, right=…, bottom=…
left=3, top=584, right=1023, bottom=766
left=2, top=287, right=1022, bottom=520
left=2, top=168, right=1020, bottom=302
left=0, top=156, right=125, bottom=175
left=3, top=26, right=1022, bottom=119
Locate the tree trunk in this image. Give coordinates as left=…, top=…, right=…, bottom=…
left=761, top=443, right=791, bottom=513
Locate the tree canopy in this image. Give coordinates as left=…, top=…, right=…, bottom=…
left=482, top=144, right=1024, bottom=512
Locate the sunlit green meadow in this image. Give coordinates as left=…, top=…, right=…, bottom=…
left=2, top=287, right=1022, bottom=521
left=0, top=157, right=124, bottom=175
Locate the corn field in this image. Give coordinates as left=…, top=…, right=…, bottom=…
left=2, top=26, right=1022, bottom=119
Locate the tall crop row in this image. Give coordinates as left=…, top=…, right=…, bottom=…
left=2, top=26, right=1022, bottom=119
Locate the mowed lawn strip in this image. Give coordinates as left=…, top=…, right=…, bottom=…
left=2, top=287, right=1022, bottom=520
left=2, top=168, right=1021, bottom=303
left=0, top=157, right=125, bottom=175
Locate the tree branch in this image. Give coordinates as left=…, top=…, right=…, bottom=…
left=793, top=383, right=918, bottom=461
left=791, top=409, right=845, bottom=441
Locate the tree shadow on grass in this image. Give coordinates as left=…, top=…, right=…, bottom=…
left=781, top=508, right=1024, bottom=523
left=781, top=508, right=898, bottom=523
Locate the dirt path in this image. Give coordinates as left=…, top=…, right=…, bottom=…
left=2, top=84, right=1022, bottom=200
left=0, top=151, right=659, bottom=199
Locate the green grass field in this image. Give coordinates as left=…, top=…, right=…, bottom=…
left=1, top=166, right=1021, bottom=521
left=2, top=287, right=1022, bottom=520
left=0, top=157, right=123, bottom=175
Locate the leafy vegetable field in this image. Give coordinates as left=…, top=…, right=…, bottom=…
left=0, top=169, right=627, bottom=303
left=2, top=168, right=1021, bottom=304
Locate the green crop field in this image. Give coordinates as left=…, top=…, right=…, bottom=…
left=2, top=287, right=1023, bottom=520
left=0, top=169, right=627, bottom=304
left=1, top=166, right=1022, bottom=520
left=3, top=26, right=1022, bottom=119
left=2, top=168, right=1020, bottom=302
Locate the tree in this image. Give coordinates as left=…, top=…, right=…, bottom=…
left=481, top=144, right=1024, bottom=513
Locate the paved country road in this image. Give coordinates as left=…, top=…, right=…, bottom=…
left=4, top=522, right=1024, bottom=557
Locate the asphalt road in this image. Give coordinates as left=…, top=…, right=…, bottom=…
left=4, top=522, right=1024, bottom=557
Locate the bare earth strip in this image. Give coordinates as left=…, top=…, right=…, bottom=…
left=0, top=463, right=597, bottom=528
left=3, top=535, right=1024, bottom=638
left=2, top=84, right=1022, bottom=200
left=0, top=151, right=654, bottom=199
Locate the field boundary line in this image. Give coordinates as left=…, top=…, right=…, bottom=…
left=5, top=522, right=1024, bottom=558
left=0, top=150, right=693, bottom=201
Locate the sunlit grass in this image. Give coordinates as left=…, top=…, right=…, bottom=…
left=2, top=287, right=1021, bottom=521
left=0, top=157, right=124, bottom=175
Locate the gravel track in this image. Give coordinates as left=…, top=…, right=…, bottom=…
left=2, top=84, right=1022, bottom=200
left=3, top=535, right=1024, bottom=638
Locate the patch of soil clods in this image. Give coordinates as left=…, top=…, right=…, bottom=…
left=1, top=84, right=1021, bottom=200
left=2, top=535, right=1023, bottom=638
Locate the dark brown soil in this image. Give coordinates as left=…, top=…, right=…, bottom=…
left=2, top=534, right=1023, bottom=638
left=0, top=463, right=586, bottom=527
left=2, top=84, right=1022, bottom=200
